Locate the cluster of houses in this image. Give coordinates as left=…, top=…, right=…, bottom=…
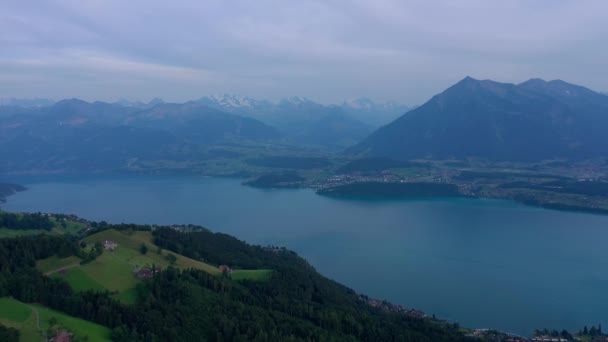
left=357, top=294, right=425, bottom=319
left=134, top=266, right=162, bottom=279
left=466, top=329, right=530, bottom=342
left=49, top=330, right=72, bottom=342
left=531, top=337, right=569, bottom=342
left=103, top=239, right=118, bottom=251
left=219, top=265, right=233, bottom=274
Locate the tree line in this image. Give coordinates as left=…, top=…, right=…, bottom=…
left=0, top=211, right=54, bottom=231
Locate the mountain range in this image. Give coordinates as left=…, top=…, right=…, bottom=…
left=2, top=96, right=409, bottom=151
left=197, top=95, right=409, bottom=149
left=0, top=100, right=280, bottom=173
left=348, top=77, right=608, bottom=161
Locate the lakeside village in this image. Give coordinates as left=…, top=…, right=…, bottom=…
left=29, top=212, right=608, bottom=342
left=315, top=171, right=479, bottom=196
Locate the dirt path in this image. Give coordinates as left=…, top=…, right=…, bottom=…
left=31, top=306, right=40, bottom=330
left=44, top=263, right=80, bottom=276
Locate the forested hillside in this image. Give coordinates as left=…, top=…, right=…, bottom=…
left=0, top=216, right=467, bottom=341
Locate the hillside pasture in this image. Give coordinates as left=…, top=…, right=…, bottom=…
left=36, top=255, right=81, bottom=274
left=0, top=297, right=111, bottom=342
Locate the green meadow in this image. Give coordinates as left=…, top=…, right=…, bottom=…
left=0, top=297, right=111, bottom=342
left=35, top=229, right=271, bottom=305
left=36, top=255, right=81, bottom=274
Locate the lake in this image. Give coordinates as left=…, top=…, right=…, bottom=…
left=3, top=175, right=608, bottom=336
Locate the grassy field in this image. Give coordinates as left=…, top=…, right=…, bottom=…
left=83, top=229, right=220, bottom=274
left=0, top=297, right=111, bottom=342
left=36, top=256, right=81, bottom=274
left=51, top=268, right=105, bottom=292
left=43, top=229, right=222, bottom=303
left=35, top=229, right=270, bottom=305
left=231, top=269, right=273, bottom=281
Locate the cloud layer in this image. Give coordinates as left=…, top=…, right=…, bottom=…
left=1, top=0, right=607, bottom=104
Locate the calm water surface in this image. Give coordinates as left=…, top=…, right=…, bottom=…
left=4, top=176, right=608, bottom=336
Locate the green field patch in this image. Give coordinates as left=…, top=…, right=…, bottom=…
left=231, top=269, right=273, bottom=281
left=0, top=297, right=111, bottom=342
left=75, top=229, right=219, bottom=304
left=50, top=218, right=86, bottom=234
left=0, top=297, right=32, bottom=322
left=84, top=229, right=220, bottom=275
left=112, top=287, right=139, bottom=305
left=33, top=303, right=111, bottom=341
left=52, top=268, right=105, bottom=292
left=79, top=251, right=138, bottom=293
left=36, top=255, right=81, bottom=274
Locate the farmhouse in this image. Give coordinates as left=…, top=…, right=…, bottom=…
left=219, top=265, right=233, bottom=274
left=50, top=330, right=72, bottom=342
left=103, top=240, right=118, bottom=251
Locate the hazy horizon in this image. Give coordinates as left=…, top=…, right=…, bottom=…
left=1, top=75, right=606, bottom=108
left=2, top=1, right=607, bottom=104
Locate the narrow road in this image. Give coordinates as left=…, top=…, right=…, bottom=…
left=44, top=263, right=80, bottom=276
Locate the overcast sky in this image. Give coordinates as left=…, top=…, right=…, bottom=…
left=1, top=0, right=607, bottom=105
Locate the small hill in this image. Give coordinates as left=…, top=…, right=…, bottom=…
left=83, top=229, right=220, bottom=274
left=43, top=229, right=268, bottom=304
left=348, top=77, right=608, bottom=161
left=42, top=229, right=219, bottom=303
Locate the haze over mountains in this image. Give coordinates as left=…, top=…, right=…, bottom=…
left=0, top=95, right=408, bottom=173
left=0, top=99, right=280, bottom=173
left=1, top=96, right=409, bottom=151
left=2, top=77, right=607, bottom=175
left=349, top=77, right=608, bottom=161
left=198, top=95, right=409, bottom=148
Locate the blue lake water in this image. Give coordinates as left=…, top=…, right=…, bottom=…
left=3, top=176, right=608, bottom=336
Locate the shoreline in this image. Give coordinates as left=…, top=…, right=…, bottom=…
left=4, top=174, right=608, bottom=216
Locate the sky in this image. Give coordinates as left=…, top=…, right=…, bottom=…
left=1, top=0, right=607, bottom=105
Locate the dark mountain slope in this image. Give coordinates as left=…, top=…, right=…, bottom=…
left=348, top=77, right=608, bottom=161
left=0, top=100, right=280, bottom=173
left=126, top=102, right=281, bottom=144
